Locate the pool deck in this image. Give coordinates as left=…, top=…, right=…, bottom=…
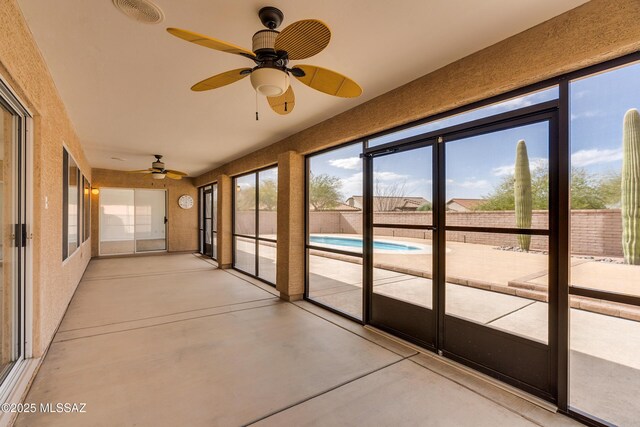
left=308, top=234, right=640, bottom=322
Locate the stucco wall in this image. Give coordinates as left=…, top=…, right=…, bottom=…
left=90, top=169, right=198, bottom=255
left=195, top=0, right=640, bottom=185
left=0, top=0, right=92, bottom=356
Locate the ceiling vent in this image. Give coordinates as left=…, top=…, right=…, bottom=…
left=112, top=0, right=164, bottom=24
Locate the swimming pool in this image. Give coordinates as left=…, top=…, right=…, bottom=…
left=309, top=236, right=424, bottom=252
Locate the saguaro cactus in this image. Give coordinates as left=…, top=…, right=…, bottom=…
left=622, top=109, right=640, bottom=265
left=514, top=140, right=532, bottom=251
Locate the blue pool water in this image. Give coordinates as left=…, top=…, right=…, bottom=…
left=309, top=236, right=422, bottom=251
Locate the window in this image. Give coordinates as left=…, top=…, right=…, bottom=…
left=306, top=142, right=364, bottom=320
left=568, top=61, right=640, bottom=426
left=368, top=87, right=558, bottom=148
left=62, top=148, right=81, bottom=260
left=233, top=167, right=277, bottom=284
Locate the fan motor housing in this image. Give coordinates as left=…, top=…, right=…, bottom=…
left=252, top=30, right=279, bottom=55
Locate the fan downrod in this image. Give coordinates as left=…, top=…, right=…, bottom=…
left=258, top=6, right=284, bottom=30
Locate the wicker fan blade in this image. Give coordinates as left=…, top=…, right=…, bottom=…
left=166, top=169, right=188, bottom=176
left=129, top=169, right=154, bottom=174
left=191, top=69, right=252, bottom=92
left=165, top=172, right=183, bottom=180
left=268, top=86, right=295, bottom=115
left=167, top=28, right=256, bottom=60
left=292, top=65, right=362, bottom=98
left=274, top=20, right=330, bottom=60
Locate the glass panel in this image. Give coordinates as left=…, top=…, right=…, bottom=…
left=373, top=146, right=432, bottom=225
left=569, top=61, right=640, bottom=300
left=308, top=250, right=362, bottom=319
left=445, top=231, right=549, bottom=343
left=446, top=121, right=550, bottom=229
left=235, top=174, right=256, bottom=236
left=0, top=104, right=18, bottom=379
left=99, top=188, right=135, bottom=255
left=368, top=87, right=558, bottom=148
left=211, top=231, right=217, bottom=260
left=234, top=236, right=256, bottom=275
left=259, top=168, right=277, bottom=238
left=134, top=189, right=166, bottom=252
left=308, top=143, right=363, bottom=254
left=67, top=155, right=79, bottom=254
left=83, top=177, right=90, bottom=241
left=258, top=241, right=276, bottom=284
left=372, top=227, right=433, bottom=308
left=569, top=296, right=640, bottom=426
left=204, top=219, right=212, bottom=245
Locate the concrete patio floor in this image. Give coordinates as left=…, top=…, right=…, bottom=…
left=307, top=254, right=640, bottom=426
left=15, top=253, right=579, bottom=427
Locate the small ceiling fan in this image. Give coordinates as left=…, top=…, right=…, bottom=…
left=167, top=6, right=362, bottom=117
left=129, top=155, right=188, bottom=180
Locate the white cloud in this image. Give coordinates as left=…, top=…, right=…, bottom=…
left=456, top=179, right=490, bottom=189
left=491, top=157, right=548, bottom=176
left=373, top=171, right=408, bottom=181
left=488, top=97, right=533, bottom=111
left=571, top=148, right=622, bottom=167
left=340, top=172, right=364, bottom=199
left=570, top=110, right=605, bottom=121
left=329, top=157, right=361, bottom=170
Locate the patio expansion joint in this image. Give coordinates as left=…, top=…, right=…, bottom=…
left=405, top=357, right=549, bottom=427
left=485, top=300, right=537, bottom=325
left=52, top=301, right=283, bottom=344
left=80, top=267, right=217, bottom=282
left=56, top=296, right=280, bottom=333
left=244, top=356, right=412, bottom=426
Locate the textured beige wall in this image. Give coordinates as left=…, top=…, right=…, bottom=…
left=195, top=0, right=640, bottom=185
left=90, top=169, right=198, bottom=256
left=216, top=175, right=232, bottom=268
left=0, top=0, right=92, bottom=357
left=276, top=151, right=305, bottom=300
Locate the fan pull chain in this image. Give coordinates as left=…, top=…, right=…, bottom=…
left=255, top=90, right=259, bottom=121
left=284, top=101, right=288, bottom=112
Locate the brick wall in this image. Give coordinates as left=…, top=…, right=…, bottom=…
left=308, top=209, right=624, bottom=257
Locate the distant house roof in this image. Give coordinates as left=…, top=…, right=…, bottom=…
left=310, top=202, right=361, bottom=212
left=446, top=198, right=485, bottom=210
left=346, top=196, right=430, bottom=211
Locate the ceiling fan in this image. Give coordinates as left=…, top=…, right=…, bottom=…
left=167, top=6, right=362, bottom=117
left=129, top=155, right=188, bottom=180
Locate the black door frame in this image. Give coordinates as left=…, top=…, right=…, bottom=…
left=363, top=101, right=560, bottom=402
left=201, top=184, right=214, bottom=258
left=363, top=139, right=439, bottom=350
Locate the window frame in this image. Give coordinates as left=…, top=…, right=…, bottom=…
left=231, top=164, right=278, bottom=286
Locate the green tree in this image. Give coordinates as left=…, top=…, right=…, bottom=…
left=235, top=184, right=255, bottom=211
left=309, top=173, right=342, bottom=210
left=477, top=167, right=614, bottom=210
left=417, top=202, right=432, bottom=211
left=259, top=179, right=278, bottom=211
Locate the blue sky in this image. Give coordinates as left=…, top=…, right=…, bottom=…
left=309, top=61, right=640, bottom=202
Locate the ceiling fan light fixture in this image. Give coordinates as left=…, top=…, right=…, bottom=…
left=250, top=68, right=290, bottom=97
left=152, top=172, right=166, bottom=180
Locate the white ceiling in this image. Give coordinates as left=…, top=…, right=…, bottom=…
left=17, top=0, right=587, bottom=176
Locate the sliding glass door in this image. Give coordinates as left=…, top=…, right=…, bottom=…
left=99, top=188, right=167, bottom=255
left=0, top=82, right=28, bottom=386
